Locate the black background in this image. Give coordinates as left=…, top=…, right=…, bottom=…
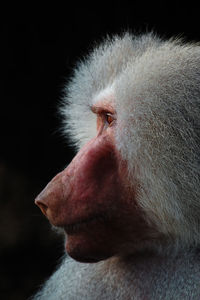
left=1, top=3, right=200, bottom=299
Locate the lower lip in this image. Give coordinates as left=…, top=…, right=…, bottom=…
left=64, top=214, right=106, bottom=235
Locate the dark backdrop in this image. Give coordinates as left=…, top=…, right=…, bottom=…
left=1, top=4, right=200, bottom=299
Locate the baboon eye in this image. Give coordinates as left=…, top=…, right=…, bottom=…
left=105, top=113, right=114, bottom=125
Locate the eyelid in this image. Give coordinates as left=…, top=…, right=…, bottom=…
left=91, top=105, right=116, bottom=131
left=91, top=105, right=116, bottom=116
left=105, top=112, right=115, bottom=119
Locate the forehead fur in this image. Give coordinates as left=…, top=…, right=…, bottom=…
left=61, top=32, right=200, bottom=148
left=61, top=32, right=163, bottom=148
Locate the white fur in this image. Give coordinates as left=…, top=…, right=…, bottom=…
left=33, top=251, right=200, bottom=299
left=34, top=32, right=200, bottom=299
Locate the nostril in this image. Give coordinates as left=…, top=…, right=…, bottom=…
left=35, top=200, right=48, bottom=216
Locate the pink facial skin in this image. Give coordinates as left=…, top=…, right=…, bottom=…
left=35, top=102, right=150, bottom=263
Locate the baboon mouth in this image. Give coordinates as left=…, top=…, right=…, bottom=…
left=64, top=214, right=107, bottom=235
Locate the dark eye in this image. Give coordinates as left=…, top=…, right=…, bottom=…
left=105, top=113, right=114, bottom=125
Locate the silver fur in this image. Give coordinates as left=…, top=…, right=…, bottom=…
left=33, top=33, right=200, bottom=299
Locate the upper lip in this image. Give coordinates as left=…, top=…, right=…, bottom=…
left=64, top=213, right=107, bottom=235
